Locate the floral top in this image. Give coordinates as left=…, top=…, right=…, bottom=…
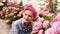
left=10, top=18, right=33, bottom=34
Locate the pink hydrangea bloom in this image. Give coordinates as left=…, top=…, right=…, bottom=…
left=17, top=11, right=23, bottom=17
left=17, top=13, right=22, bottom=17
left=32, top=21, right=42, bottom=32
left=37, top=17, right=44, bottom=22
left=51, top=22, right=60, bottom=28
left=40, top=7, right=51, bottom=16
left=12, top=21, right=15, bottom=24
left=38, top=29, right=43, bottom=34
left=47, top=13, right=53, bottom=16
left=11, top=7, right=16, bottom=10
left=39, top=10, right=44, bottom=15
left=5, top=20, right=10, bottom=24
left=14, top=12, right=17, bottom=14
left=8, top=0, right=15, bottom=4
left=13, top=16, right=16, bottom=18
left=45, top=28, right=58, bottom=34
left=2, top=0, right=6, bottom=2
left=15, top=8, right=20, bottom=11
left=43, top=10, right=50, bottom=16
left=2, top=16, right=4, bottom=18
left=51, top=21, right=60, bottom=33
left=0, top=11, right=2, bottom=16
left=0, top=2, right=4, bottom=6
left=9, top=13, right=14, bottom=16
left=43, top=20, right=50, bottom=29
left=2, top=7, right=8, bottom=13
left=50, top=14, right=60, bottom=25
left=47, top=0, right=51, bottom=2
left=8, top=6, right=12, bottom=10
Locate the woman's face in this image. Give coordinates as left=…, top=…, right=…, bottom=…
left=23, top=10, right=34, bottom=24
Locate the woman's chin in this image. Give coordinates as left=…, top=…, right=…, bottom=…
left=24, top=20, right=30, bottom=24
left=25, top=21, right=29, bottom=23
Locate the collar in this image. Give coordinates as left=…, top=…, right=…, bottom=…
left=21, top=18, right=33, bottom=29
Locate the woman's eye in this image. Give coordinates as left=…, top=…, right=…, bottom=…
left=29, top=15, right=32, bottom=17
left=25, top=14, right=27, bottom=16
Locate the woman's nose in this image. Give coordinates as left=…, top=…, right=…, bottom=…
left=25, top=16, right=28, bottom=19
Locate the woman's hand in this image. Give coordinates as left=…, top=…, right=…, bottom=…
left=31, top=31, right=38, bottom=34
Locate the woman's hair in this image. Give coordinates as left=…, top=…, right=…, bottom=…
left=21, top=4, right=37, bottom=18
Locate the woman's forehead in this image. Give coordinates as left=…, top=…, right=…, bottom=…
left=24, top=10, right=34, bottom=15
left=24, top=10, right=33, bottom=13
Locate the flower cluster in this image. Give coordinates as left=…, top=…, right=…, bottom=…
left=31, top=7, right=59, bottom=34
left=5, top=7, right=23, bottom=25
left=0, top=0, right=23, bottom=25
left=39, top=7, right=53, bottom=20
left=0, top=6, right=23, bottom=25
left=32, top=11, right=60, bottom=34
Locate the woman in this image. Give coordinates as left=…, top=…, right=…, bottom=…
left=10, top=4, right=37, bottom=34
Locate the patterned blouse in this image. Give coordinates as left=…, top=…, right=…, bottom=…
left=10, top=18, right=33, bottom=34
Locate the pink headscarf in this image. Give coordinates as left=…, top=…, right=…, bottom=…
left=21, top=4, right=37, bottom=18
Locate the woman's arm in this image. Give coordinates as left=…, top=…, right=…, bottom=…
left=10, top=23, right=19, bottom=34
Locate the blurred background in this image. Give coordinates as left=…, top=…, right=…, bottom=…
left=0, top=0, right=60, bottom=34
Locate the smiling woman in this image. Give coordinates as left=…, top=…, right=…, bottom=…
left=23, top=10, right=34, bottom=24
left=10, top=4, right=37, bottom=34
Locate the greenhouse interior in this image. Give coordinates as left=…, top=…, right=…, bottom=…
left=0, top=0, right=60, bottom=34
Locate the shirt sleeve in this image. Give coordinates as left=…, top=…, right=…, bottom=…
left=10, top=23, right=19, bottom=34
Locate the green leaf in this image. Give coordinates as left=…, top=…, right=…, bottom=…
left=43, top=16, right=52, bottom=20
left=2, top=2, right=8, bottom=7
left=0, top=6, right=3, bottom=11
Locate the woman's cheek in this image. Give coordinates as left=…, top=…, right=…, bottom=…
left=29, top=17, right=33, bottom=21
